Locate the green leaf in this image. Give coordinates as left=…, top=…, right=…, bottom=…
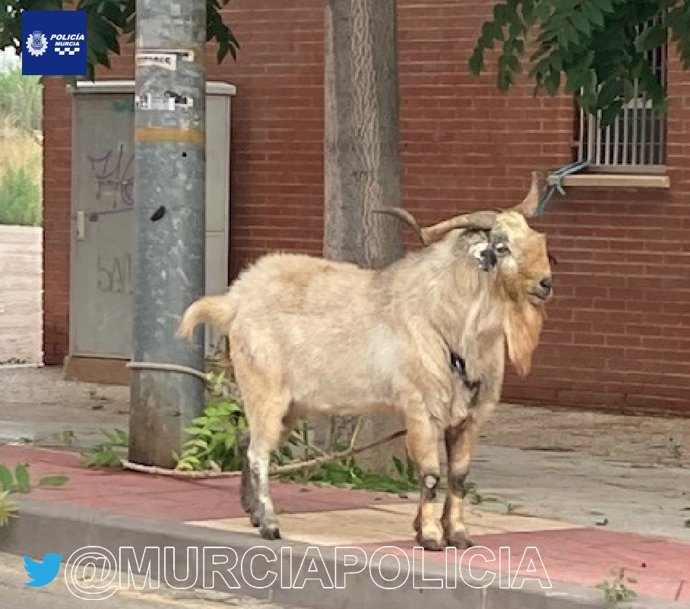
left=14, top=464, right=30, bottom=493
left=0, top=466, right=14, bottom=492
left=571, top=11, right=592, bottom=36
left=544, top=69, right=561, bottom=95
left=581, top=2, right=604, bottom=28
left=224, top=428, right=237, bottom=451
left=481, top=20, right=503, bottom=43
left=597, top=78, right=623, bottom=107
left=37, top=475, right=69, bottom=488
left=635, top=25, right=668, bottom=53
left=599, top=103, right=622, bottom=127
left=392, top=456, right=404, bottom=476
left=469, top=49, right=484, bottom=74
left=534, top=1, right=551, bottom=22
left=597, top=0, right=616, bottom=14
left=0, top=490, right=20, bottom=527
left=112, top=429, right=128, bottom=445
left=27, top=0, right=62, bottom=10
left=183, top=439, right=209, bottom=450
left=565, top=69, right=585, bottom=94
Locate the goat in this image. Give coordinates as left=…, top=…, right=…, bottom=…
left=178, top=173, right=553, bottom=550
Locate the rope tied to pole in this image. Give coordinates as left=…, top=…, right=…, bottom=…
left=124, top=360, right=408, bottom=479
left=127, top=360, right=208, bottom=382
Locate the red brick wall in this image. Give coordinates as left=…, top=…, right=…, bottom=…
left=43, top=0, right=690, bottom=415
left=43, top=80, right=72, bottom=365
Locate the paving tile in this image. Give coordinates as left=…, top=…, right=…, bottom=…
left=188, top=508, right=421, bottom=546
left=186, top=504, right=583, bottom=547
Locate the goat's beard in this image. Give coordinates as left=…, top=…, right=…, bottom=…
left=503, top=300, right=545, bottom=377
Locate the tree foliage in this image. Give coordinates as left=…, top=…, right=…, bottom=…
left=471, top=0, right=690, bottom=123
left=0, top=0, right=239, bottom=80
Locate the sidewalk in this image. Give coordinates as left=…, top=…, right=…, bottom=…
left=1, top=367, right=690, bottom=606
left=0, top=444, right=688, bottom=607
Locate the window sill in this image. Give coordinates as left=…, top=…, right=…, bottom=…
left=547, top=173, right=670, bottom=189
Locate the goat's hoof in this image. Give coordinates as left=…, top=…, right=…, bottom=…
left=249, top=514, right=260, bottom=528
left=445, top=532, right=474, bottom=549
left=416, top=534, right=445, bottom=552
left=260, top=526, right=281, bottom=540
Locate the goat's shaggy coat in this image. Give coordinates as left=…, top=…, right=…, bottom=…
left=179, top=183, right=553, bottom=549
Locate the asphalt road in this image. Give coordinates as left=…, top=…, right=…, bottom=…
left=0, top=551, right=299, bottom=609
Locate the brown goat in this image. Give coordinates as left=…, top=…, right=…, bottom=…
left=178, top=174, right=553, bottom=550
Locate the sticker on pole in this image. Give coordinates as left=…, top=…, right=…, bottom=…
left=136, top=52, right=177, bottom=71
left=22, top=10, right=87, bottom=76
left=135, top=91, right=194, bottom=111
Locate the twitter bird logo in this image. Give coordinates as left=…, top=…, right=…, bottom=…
left=23, top=553, right=62, bottom=587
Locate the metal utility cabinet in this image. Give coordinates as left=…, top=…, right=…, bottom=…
left=66, top=80, right=235, bottom=384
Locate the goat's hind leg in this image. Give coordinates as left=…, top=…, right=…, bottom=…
left=240, top=410, right=296, bottom=528
left=406, top=413, right=444, bottom=551
left=239, top=434, right=257, bottom=524
left=245, top=395, right=291, bottom=540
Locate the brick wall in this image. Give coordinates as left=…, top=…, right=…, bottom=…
left=43, top=0, right=690, bottom=415
left=43, top=77, right=73, bottom=364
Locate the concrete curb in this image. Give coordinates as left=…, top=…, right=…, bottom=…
left=0, top=499, right=680, bottom=609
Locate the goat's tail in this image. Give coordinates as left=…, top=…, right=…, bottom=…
left=176, top=294, right=236, bottom=340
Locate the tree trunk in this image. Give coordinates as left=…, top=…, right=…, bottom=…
left=323, top=0, right=406, bottom=474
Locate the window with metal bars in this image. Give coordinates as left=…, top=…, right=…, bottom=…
left=575, top=23, right=667, bottom=173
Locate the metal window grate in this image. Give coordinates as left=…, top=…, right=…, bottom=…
left=576, top=21, right=667, bottom=173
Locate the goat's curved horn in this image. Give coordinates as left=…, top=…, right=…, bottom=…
left=418, top=211, right=497, bottom=244
left=507, top=171, right=541, bottom=218
left=373, top=208, right=426, bottom=243
left=375, top=208, right=496, bottom=245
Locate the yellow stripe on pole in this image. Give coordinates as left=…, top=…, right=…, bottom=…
left=135, top=127, right=205, bottom=146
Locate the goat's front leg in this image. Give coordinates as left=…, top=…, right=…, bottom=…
left=406, top=413, right=444, bottom=551
left=442, top=416, right=482, bottom=549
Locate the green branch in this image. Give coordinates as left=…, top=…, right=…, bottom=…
left=470, top=0, right=686, bottom=122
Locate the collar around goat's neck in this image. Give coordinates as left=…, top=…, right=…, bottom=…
left=449, top=350, right=480, bottom=393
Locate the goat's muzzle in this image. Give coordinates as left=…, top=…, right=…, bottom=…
left=479, top=247, right=498, bottom=271
left=528, top=275, right=553, bottom=304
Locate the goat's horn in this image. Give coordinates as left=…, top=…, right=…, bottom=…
left=375, top=208, right=496, bottom=245
left=373, top=208, right=425, bottom=243
left=507, top=171, right=541, bottom=218
left=419, top=211, right=497, bottom=244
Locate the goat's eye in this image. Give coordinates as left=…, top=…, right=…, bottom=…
left=495, top=242, right=510, bottom=255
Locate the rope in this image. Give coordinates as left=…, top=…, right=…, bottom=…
left=124, top=361, right=409, bottom=479
left=536, top=160, right=590, bottom=216
left=127, top=361, right=207, bottom=382
left=120, top=428, right=408, bottom=479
